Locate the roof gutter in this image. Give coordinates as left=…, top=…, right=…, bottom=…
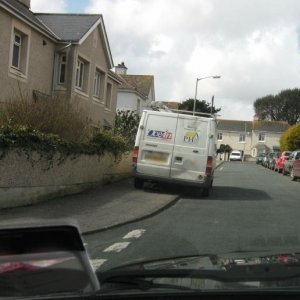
left=57, top=42, right=72, bottom=52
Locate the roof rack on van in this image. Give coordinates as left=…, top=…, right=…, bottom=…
left=170, top=109, right=216, bottom=118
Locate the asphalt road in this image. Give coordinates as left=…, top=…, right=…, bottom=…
left=84, top=161, right=300, bottom=271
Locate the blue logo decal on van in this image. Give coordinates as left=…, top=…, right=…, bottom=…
left=147, top=130, right=172, bottom=140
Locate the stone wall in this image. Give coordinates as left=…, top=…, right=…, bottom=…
left=0, top=149, right=132, bottom=209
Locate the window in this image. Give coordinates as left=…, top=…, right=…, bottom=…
left=105, top=83, right=112, bottom=109
left=75, top=56, right=90, bottom=93
left=10, top=28, right=29, bottom=76
left=259, top=133, right=265, bottom=142
left=239, top=134, right=245, bottom=143
left=93, top=69, right=105, bottom=99
left=58, top=54, right=67, bottom=84
left=12, top=33, right=21, bottom=69
left=217, top=133, right=223, bottom=141
left=75, top=59, right=84, bottom=89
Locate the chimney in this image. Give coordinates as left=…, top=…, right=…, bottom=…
left=18, top=0, right=31, bottom=9
left=115, top=62, right=127, bottom=75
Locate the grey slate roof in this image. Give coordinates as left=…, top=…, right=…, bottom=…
left=252, top=120, right=290, bottom=132
left=217, top=120, right=253, bottom=132
left=0, top=0, right=57, bottom=39
left=217, top=119, right=289, bottom=133
left=35, top=14, right=101, bottom=42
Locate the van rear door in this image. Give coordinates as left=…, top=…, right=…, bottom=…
left=136, top=112, right=177, bottom=178
left=170, top=115, right=210, bottom=182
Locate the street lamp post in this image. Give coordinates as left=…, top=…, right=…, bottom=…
left=193, top=75, right=221, bottom=116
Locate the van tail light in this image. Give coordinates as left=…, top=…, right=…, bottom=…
left=132, top=146, right=139, bottom=164
left=206, top=156, right=213, bottom=175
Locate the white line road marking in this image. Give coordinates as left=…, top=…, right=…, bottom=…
left=91, top=259, right=107, bottom=270
left=220, top=167, right=223, bottom=171
left=123, top=229, right=146, bottom=239
left=103, top=242, right=130, bottom=253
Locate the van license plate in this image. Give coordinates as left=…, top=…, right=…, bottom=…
left=144, top=152, right=168, bottom=163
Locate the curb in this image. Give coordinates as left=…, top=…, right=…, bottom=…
left=82, top=195, right=181, bottom=235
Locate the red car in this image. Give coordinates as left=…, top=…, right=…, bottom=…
left=274, top=151, right=292, bottom=173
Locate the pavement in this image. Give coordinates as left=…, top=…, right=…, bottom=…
left=0, top=161, right=223, bottom=235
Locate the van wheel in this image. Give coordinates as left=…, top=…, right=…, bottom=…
left=134, top=178, right=144, bottom=189
left=202, top=187, right=210, bottom=197
left=202, top=181, right=212, bottom=197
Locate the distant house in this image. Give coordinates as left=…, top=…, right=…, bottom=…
left=217, top=119, right=290, bottom=158
left=115, top=62, right=155, bottom=115
left=0, top=0, right=121, bottom=128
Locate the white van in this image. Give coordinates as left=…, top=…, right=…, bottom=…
left=132, top=110, right=217, bottom=196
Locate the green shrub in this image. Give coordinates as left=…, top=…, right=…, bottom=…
left=0, top=96, right=91, bottom=142
left=114, top=110, right=140, bottom=145
left=0, top=96, right=132, bottom=164
left=0, top=124, right=131, bottom=165
left=280, top=124, right=300, bottom=151
left=89, top=130, right=130, bottom=157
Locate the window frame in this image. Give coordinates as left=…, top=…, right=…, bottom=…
left=239, top=133, right=246, bottom=143
left=58, top=54, right=67, bottom=85
left=258, top=133, right=265, bottom=142
left=9, top=24, right=30, bottom=79
left=12, top=33, right=22, bottom=70
left=217, top=132, right=223, bottom=141
left=75, top=58, right=85, bottom=90
left=93, top=67, right=106, bottom=101
left=94, top=70, right=101, bottom=98
left=105, top=82, right=112, bottom=110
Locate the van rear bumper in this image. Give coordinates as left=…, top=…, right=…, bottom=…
left=133, top=171, right=213, bottom=188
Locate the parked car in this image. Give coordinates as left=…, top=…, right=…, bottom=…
left=229, top=150, right=242, bottom=161
left=262, top=153, right=270, bottom=167
left=268, top=152, right=280, bottom=170
left=282, top=150, right=300, bottom=180
left=274, top=151, right=292, bottom=173
left=262, top=152, right=278, bottom=168
left=291, top=159, right=300, bottom=181
left=256, top=153, right=265, bottom=165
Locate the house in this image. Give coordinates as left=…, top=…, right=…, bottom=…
left=115, top=62, right=155, bottom=115
left=217, top=119, right=290, bottom=158
left=0, top=0, right=121, bottom=128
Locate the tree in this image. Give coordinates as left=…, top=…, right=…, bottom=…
left=217, top=144, right=232, bottom=161
left=114, top=110, right=140, bottom=145
left=280, top=124, right=300, bottom=151
left=254, top=88, right=300, bottom=125
left=178, top=98, right=221, bottom=114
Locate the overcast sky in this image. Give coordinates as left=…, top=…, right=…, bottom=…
left=31, top=0, right=300, bottom=120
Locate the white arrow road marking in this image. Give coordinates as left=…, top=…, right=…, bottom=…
left=103, top=242, right=130, bottom=253
left=91, top=259, right=107, bottom=270
left=123, top=229, right=146, bottom=239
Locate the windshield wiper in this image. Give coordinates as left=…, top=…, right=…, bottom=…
left=97, top=263, right=300, bottom=285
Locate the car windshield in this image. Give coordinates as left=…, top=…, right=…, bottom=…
left=1, top=0, right=300, bottom=298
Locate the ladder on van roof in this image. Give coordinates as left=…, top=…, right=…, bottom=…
left=149, top=101, right=217, bottom=118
